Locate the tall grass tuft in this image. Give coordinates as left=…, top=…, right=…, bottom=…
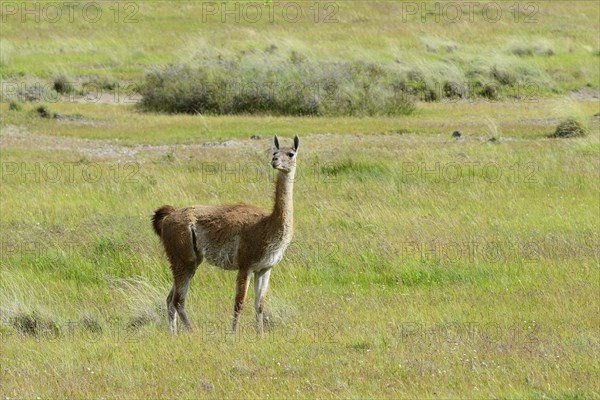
left=553, top=118, right=589, bottom=138
left=550, top=98, right=591, bottom=138
left=53, top=74, right=74, bottom=94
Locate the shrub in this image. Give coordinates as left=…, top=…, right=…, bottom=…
left=138, top=61, right=416, bottom=117
left=478, top=83, right=499, bottom=100
left=35, top=105, right=54, bottom=118
left=138, top=65, right=225, bottom=114
left=53, top=74, right=74, bottom=94
left=443, top=81, right=465, bottom=98
left=138, top=49, right=556, bottom=113
left=552, top=118, right=589, bottom=138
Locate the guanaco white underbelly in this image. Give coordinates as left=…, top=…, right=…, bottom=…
left=195, top=226, right=292, bottom=271
left=196, top=228, right=240, bottom=270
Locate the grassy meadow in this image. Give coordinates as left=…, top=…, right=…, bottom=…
left=1, top=1, right=600, bottom=398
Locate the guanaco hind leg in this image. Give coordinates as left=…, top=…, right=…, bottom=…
left=254, top=268, right=272, bottom=337
left=166, top=286, right=177, bottom=334
left=168, top=268, right=195, bottom=333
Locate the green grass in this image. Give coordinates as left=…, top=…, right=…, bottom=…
left=1, top=98, right=599, bottom=398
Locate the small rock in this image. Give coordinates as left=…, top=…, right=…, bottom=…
left=201, top=381, right=214, bottom=391
left=251, top=135, right=262, bottom=140
left=452, top=130, right=462, bottom=138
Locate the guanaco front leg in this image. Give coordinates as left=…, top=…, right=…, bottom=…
left=232, top=268, right=251, bottom=332
left=254, top=268, right=272, bottom=337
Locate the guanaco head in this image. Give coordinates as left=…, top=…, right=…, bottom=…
left=271, top=135, right=299, bottom=173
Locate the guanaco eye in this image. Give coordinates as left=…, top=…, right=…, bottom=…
left=288, top=152, right=295, bottom=157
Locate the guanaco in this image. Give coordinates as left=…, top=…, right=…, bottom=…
left=152, top=135, right=299, bottom=336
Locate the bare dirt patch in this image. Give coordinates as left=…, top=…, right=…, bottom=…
left=568, top=88, right=600, bottom=101
left=1, top=124, right=556, bottom=166
left=0, top=124, right=252, bottom=162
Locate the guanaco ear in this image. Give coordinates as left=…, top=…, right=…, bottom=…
left=273, top=136, right=280, bottom=150
left=293, top=135, right=299, bottom=152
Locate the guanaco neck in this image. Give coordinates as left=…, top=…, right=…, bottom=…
left=270, top=168, right=295, bottom=228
